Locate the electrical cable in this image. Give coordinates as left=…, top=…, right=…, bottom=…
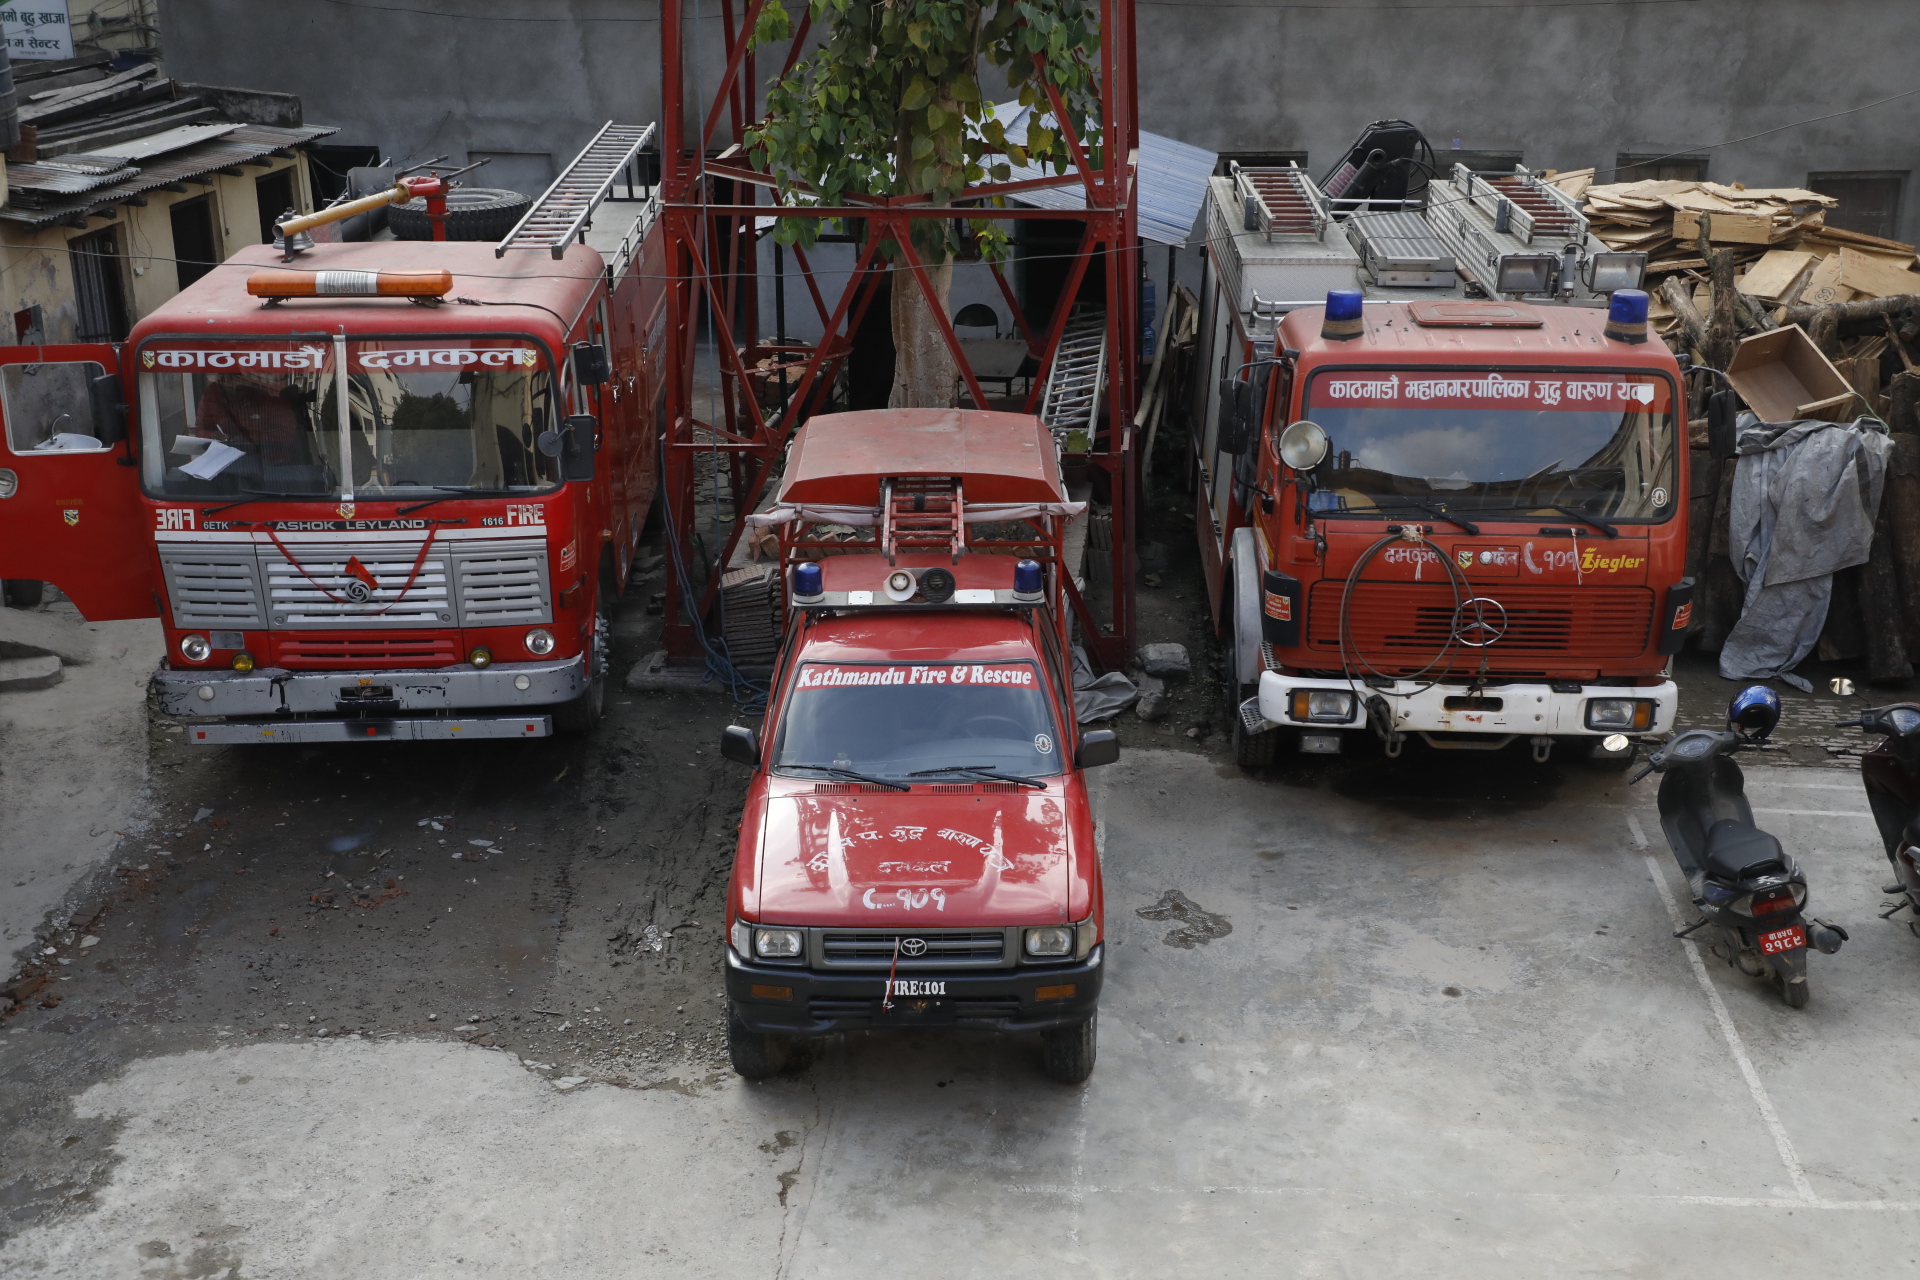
left=1333, top=526, right=1483, bottom=746
left=655, top=431, right=771, bottom=714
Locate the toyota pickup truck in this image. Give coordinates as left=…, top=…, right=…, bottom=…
left=718, top=409, right=1114, bottom=1083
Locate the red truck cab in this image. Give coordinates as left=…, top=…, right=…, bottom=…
left=719, top=410, right=1112, bottom=1083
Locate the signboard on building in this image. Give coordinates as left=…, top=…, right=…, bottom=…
left=0, top=1, right=73, bottom=61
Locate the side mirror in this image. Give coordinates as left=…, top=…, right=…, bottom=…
left=1707, top=389, right=1738, bottom=462
left=539, top=414, right=599, bottom=481
left=571, top=342, right=611, bottom=386
left=720, top=724, right=760, bottom=766
left=90, top=372, right=127, bottom=446
left=1074, top=728, right=1119, bottom=769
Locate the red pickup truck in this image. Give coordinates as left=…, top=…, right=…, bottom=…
left=719, top=410, right=1114, bottom=1083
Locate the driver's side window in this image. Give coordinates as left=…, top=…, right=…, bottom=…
left=1, top=362, right=109, bottom=454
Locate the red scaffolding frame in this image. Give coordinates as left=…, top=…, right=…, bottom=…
left=656, top=0, right=1141, bottom=669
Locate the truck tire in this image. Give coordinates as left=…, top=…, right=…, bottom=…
left=1223, top=529, right=1280, bottom=768
left=727, top=1006, right=795, bottom=1079
left=1040, top=1011, right=1097, bottom=1084
left=389, top=188, right=533, bottom=242
left=553, top=580, right=610, bottom=735
left=1229, top=679, right=1282, bottom=767
left=3, top=580, right=44, bottom=608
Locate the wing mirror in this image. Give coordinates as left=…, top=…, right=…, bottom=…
left=571, top=342, right=611, bottom=385
left=537, top=414, right=598, bottom=482
left=720, top=724, right=760, bottom=766
left=1074, top=728, right=1119, bottom=769
left=90, top=372, right=127, bottom=446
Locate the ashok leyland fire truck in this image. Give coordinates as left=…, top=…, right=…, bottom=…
left=1194, top=136, right=1690, bottom=767
left=717, top=410, right=1112, bottom=1083
left=0, top=126, right=664, bottom=742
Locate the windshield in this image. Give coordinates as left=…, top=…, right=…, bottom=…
left=1300, top=369, right=1678, bottom=521
left=774, top=662, right=1063, bottom=779
left=137, top=340, right=559, bottom=499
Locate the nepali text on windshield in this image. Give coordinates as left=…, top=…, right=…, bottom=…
left=1299, top=369, right=1678, bottom=521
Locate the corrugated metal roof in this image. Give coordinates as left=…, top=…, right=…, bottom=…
left=4, top=160, right=142, bottom=196
left=990, top=102, right=1217, bottom=247
left=1, top=123, right=338, bottom=228
left=82, top=122, right=246, bottom=161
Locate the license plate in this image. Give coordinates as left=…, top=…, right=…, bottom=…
left=889, top=979, right=946, bottom=997
left=1759, top=924, right=1805, bottom=955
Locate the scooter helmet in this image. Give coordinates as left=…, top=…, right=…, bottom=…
left=1728, top=684, right=1781, bottom=740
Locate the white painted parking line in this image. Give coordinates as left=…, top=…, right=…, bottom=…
left=1751, top=808, right=1870, bottom=818
left=1003, top=1182, right=1920, bottom=1211
left=1626, top=813, right=1816, bottom=1203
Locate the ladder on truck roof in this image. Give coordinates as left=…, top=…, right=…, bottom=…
left=1454, top=164, right=1588, bottom=246
left=495, top=121, right=657, bottom=259
left=1231, top=161, right=1330, bottom=241
left=1038, top=306, right=1108, bottom=446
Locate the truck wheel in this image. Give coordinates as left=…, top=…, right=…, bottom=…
left=1228, top=680, right=1280, bottom=768
left=389, top=188, right=533, bottom=242
left=1039, top=1011, right=1097, bottom=1084
left=3, top=580, right=44, bottom=608
left=727, top=1006, right=794, bottom=1079
left=553, top=583, right=610, bottom=735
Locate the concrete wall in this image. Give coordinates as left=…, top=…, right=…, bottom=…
left=159, top=0, right=1920, bottom=236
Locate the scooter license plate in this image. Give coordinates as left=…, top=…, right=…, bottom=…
left=1759, top=924, right=1805, bottom=955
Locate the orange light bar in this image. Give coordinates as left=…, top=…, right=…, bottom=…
left=246, top=268, right=454, bottom=300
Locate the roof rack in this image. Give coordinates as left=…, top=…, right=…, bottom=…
left=496, top=121, right=657, bottom=259
left=1230, top=160, right=1330, bottom=240
left=1454, top=163, right=1588, bottom=246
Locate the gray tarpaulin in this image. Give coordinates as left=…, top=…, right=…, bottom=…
left=1072, top=646, right=1137, bottom=724
left=1719, top=413, right=1892, bottom=691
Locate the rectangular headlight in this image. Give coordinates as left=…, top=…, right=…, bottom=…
left=755, top=927, right=803, bottom=959
left=1024, top=926, right=1073, bottom=957
left=1586, top=698, right=1654, bottom=731
left=1289, top=689, right=1356, bottom=723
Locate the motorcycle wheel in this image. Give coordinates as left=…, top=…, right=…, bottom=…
left=1779, top=973, right=1810, bottom=1008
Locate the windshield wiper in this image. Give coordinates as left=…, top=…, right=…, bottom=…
left=779, top=763, right=910, bottom=792
left=202, top=490, right=320, bottom=517
left=397, top=486, right=512, bottom=516
left=1340, top=500, right=1480, bottom=537
left=907, top=764, right=1048, bottom=790
left=1547, top=506, right=1619, bottom=539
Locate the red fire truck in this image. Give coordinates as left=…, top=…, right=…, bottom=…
left=0, top=129, right=665, bottom=742
left=717, top=409, right=1113, bottom=1083
left=1194, top=156, right=1689, bottom=766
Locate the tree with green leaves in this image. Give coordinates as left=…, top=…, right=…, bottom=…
left=746, top=0, right=1103, bottom=408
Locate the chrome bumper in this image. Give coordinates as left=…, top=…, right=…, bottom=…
left=152, top=654, right=586, bottom=718
left=1256, top=671, right=1680, bottom=739
left=184, top=716, right=551, bottom=744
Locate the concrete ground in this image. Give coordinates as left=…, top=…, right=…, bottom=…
left=5, top=493, right=1919, bottom=1275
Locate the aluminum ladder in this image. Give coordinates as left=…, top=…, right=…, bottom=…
left=1038, top=306, right=1108, bottom=445
left=496, top=121, right=657, bottom=259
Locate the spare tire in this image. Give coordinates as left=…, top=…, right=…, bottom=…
left=389, top=188, right=533, bottom=242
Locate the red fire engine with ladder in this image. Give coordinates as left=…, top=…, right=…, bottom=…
left=1191, top=133, right=1691, bottom=767
left=0, top=126, right=666, bottom=742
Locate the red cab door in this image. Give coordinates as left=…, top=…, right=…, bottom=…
left=0, top=345, right=159, bottom=620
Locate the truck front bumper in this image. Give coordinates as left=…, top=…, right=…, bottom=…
left=1256, top=671, right=1679, bottom=742
left=181, top=716, right=551, bottom=744
left=153, top=654, right=586, bottom=719
left=726, top=945, right=1104, bottom=1037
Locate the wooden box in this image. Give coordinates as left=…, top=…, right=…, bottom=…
left=1725, top=325, right=1858, bottom=423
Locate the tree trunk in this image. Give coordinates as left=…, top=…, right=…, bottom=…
left=1697, top=458, right=1742, bottom=652
left=1888, top=434, right=1920, bottom=650
left=1684, top=447, right=1718, bottom=642
left=889, top=258, right=956, bottom=409
left=1889, top=369, right=1920, bottom=434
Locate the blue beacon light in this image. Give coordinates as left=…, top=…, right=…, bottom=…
left=1322, top=289, right=1365, bottom=340
left=1013, top=558, right=1044, bottom=602
left=792, top=561, right=825, bottom=602
left=1604, top=288, right=1650, bottom=345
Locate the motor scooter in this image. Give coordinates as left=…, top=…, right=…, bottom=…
left=1622, top=685, right=1847, bottom=1008
left=1830, top=677, right=1920, bottom=929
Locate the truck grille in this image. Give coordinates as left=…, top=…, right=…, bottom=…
left=818, top=929, right=1007, bottom=968
left=272, top=634, right=461, bottom=668
left=454, top=551, right=549, bottom=624
left=159, top=555, right=266, bottom=629
left=1306, top=581, right=1654, bottom=663
left=265, top=553, right=452, bottom=628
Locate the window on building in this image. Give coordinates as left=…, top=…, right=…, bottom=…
left=1216, top=151, right=1308, bottom=176
left=1808, top=172, right=1906, bottom=242
left=1438, top=151, right=1525, bottom=177
left=1615, top=153, right=1709, bottom=184
left=170, top=196, right=220, bottom=292
left=69, top=227, right=129, bottom=342
left=255, top=169, right=295, bottom=244
left=307, top=145, right=381, bottom=204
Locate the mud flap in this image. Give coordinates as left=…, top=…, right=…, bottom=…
left=1768, top=942, right=1809, bottom=988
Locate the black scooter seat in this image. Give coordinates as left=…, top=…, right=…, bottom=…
left=1704, top=819, right=1786, bottom=880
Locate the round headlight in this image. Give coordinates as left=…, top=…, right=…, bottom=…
left=231, top=651, right=255, bottom=673
left=524, top=627, right=555, bottom=656
left=1279, top=420, right=1330, bottom=470
left=469, top=646, right=492, bottom=669
left=178, top=633, right=212, bottom=662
